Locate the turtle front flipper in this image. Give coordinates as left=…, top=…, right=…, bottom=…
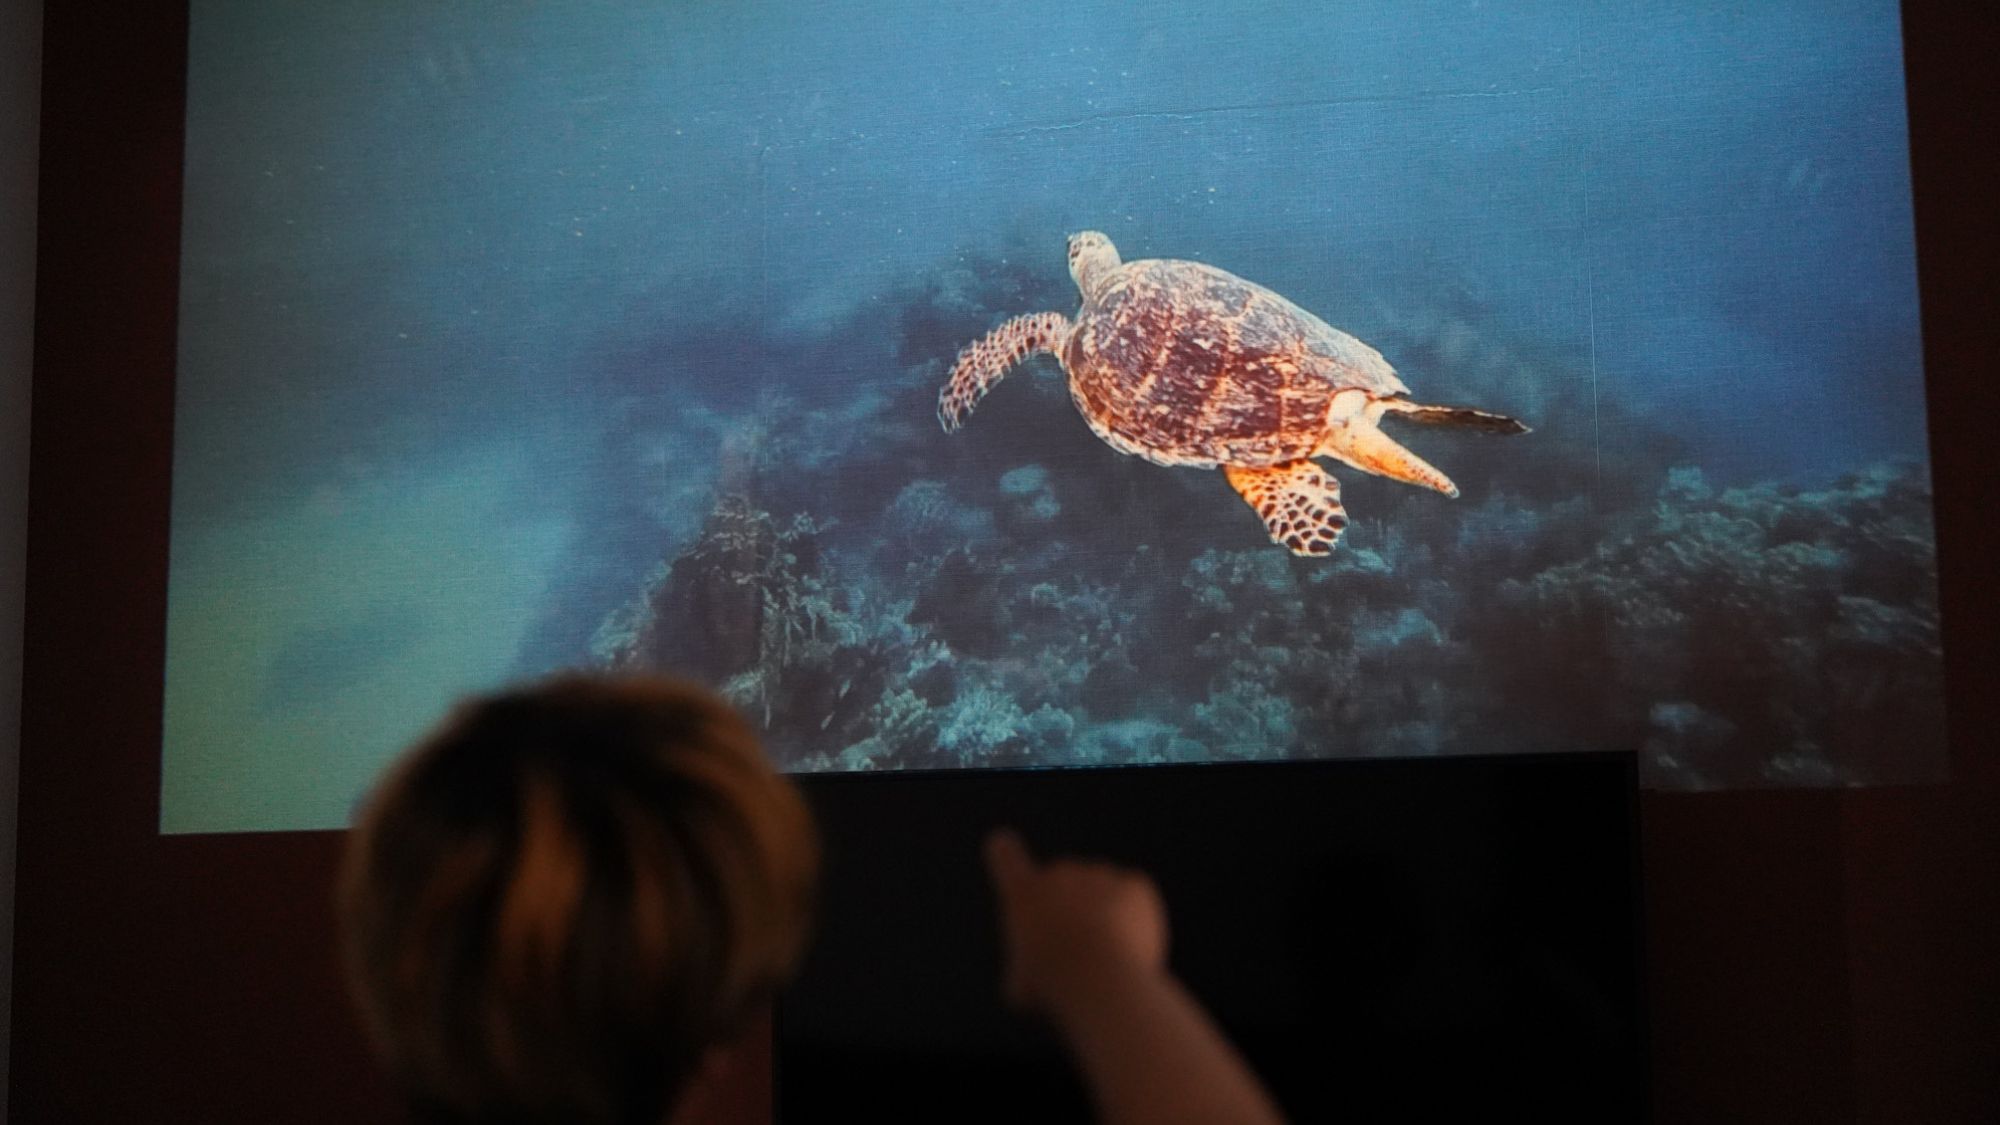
left=938, top=311, right=1074, bottom=432
left=1225, top=461, right=1349, bottom=557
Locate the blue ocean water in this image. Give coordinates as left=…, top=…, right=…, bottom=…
left=163, top=0, right=1935, bottom=831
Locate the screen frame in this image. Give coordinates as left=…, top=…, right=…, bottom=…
left=15, top=2, right=1998, bottom=1121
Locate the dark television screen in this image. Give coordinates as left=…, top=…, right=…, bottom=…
left=778, top=752, right=1645, bottom=1122
left=160, top=1, right=1940, bottom=832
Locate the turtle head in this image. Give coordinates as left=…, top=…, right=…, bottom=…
left=1066, top=231, right=1120, bottom=300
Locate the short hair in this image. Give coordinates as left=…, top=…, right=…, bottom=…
left=338, top=675, right=817, bottom=1125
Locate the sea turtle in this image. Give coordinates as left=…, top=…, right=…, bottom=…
left=937, top=231, right=1529, bottom=556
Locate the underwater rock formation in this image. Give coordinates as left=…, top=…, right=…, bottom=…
left=598, top=495, right=892, bottom=766
left=599, top=496, right=820, bottom=684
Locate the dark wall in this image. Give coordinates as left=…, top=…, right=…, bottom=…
left=1, top=0, right=43, bottom=1116
left=13, top=3, right=1996, bottom=1122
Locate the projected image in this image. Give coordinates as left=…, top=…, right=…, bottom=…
left=162, top=1, right=1942, bottom=832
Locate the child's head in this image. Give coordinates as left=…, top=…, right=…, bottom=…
left=337, top=675, right=817, bottom=1125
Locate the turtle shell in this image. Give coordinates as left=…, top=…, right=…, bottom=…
left=1063, top=259, right=1408, bottom=468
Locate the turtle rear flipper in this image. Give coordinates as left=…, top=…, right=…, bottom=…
left=1318, top=417, right=1460, bottom=498
left=1380, top=399, right=1531, bottom=435
left=937, top=311, right=1075, bottom=432
left=1225, top=461, right=1348, bottom=557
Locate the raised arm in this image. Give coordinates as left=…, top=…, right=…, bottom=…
left=984, top=829, right=1288, bottom=1125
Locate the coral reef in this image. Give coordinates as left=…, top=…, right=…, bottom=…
left=588, top=248, right=1944, bottom=790
left=1472, top=463, right=1943, bottom=786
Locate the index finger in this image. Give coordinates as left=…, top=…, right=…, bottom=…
left=983, top=827, right=1035, bottom=892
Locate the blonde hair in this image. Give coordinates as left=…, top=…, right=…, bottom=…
left=338, top=675, right=817, bottom=1125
